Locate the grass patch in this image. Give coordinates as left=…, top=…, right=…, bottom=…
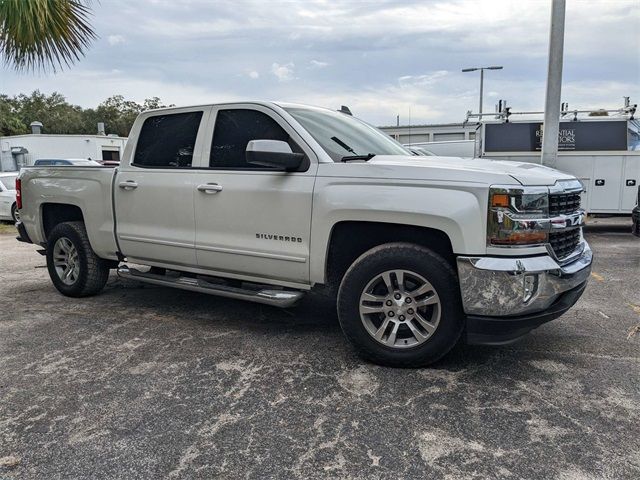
left=0, top=222, right=17, bottom=235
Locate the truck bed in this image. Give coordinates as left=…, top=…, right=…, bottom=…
left=18, top=166, right=119, bottom=260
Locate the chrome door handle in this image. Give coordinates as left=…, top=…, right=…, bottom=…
left=197, top=183, right=223, bottom=194
left=118, top=181, right=138, bottom=190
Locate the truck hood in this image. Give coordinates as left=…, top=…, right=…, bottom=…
left=367, top=155, right=575, bottom=186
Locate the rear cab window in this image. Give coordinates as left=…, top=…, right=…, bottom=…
left=133, top=111, right=204, bottom=168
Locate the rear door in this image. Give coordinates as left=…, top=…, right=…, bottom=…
left=114, top=107, right=210, bottom=266
left=193, top=105, right=317, bottom=285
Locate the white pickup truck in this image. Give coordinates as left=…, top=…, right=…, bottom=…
left=16, top=102, right=592, bottom=366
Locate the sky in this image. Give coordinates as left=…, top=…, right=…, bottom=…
left=1, top=0, right=639, bottom=126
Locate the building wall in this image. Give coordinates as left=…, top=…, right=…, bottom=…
left=0, top=134, right=127, bottom=170
left=378, top=123, right=478, bottom=145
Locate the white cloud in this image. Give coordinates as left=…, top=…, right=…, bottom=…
left=398, top=71, right=449, bottom=86
left=309, top=60, right=329, bottom=69
left=271, top=62, right=295, bottom=82
left=107, top=35, right=126, bottom=46
left=1, top=0, right=637, bottom=127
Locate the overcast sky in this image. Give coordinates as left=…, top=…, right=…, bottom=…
left=1, top=0, right=638, bottom=126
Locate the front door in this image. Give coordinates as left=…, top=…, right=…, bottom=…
left=194, top=106, right=317, bottom=285
left=115, top=108, right=210, bottom=267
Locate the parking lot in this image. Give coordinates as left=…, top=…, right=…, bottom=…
left=1, top=222, right=638, bottom=479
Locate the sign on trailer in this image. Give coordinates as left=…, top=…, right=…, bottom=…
left=484, top=120, right=629, bottom=152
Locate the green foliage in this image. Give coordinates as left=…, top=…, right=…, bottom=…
left=0, top=0, right=96, bottom=72
left=0, top=90, right=173, bottom=137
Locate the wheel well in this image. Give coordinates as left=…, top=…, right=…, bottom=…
left=325, top=221, right=455, bottom=290
left=41, top=203, right=84, bottom=240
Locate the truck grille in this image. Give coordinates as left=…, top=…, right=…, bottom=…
left=549, top=229, right=581, bottom=260
left=549, top=192, right=581, bottom=216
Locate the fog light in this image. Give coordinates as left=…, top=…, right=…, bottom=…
left=523, top=274, right=538, bottom=303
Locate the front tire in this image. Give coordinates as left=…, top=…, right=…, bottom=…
left=46, top=221, right=110, bottom=297
left=337, top=243, right=464, bottom=367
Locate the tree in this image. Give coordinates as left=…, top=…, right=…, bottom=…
left=0, top=91, right=173, bottom=136
left=0, top=0, right=96, bottom=72
left=0, top=94, right=27, bottom=135
left=14, top=90, right=86, bottom=133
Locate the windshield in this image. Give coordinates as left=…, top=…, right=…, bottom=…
left=285, top=107, right=410, bottom=162
left=0, top=175, right=18, bottom=190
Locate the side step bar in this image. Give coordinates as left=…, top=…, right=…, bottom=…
left=117, top=266, right=304, bottom=308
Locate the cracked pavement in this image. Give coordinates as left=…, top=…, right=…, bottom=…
left=1, top=224, right=639, bottom=479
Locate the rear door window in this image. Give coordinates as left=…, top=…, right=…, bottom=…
left=133, top=111, right=203, bottom=168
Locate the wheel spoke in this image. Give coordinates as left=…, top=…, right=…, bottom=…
left=414, top=294, right=439, bottom=308
left=380, top=271, right=394, bottom=294
left=374, top=318, right=392, bottom=341
left=411, top=283, right=434, bottom=298
left=406, top=318, right=428, bottom=341
left=360, top=305, right=385, bottom=315
left=414, top=312, right=437, bottom=335
left=63, top=267, right=73, bottom=280
left=60, top=238, right=71, bottom=253
left=385, top=322, right=399, bottom=346
left=394, top=270, right=405, bottom=291
left=361, top=292, right=386, bottom=303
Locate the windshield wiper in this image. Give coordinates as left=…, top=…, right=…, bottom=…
left=331, top=136, right=356, bottom=154
left=341, top=153, right=376, bottom=162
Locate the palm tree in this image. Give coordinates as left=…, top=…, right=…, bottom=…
left=0, top=0, right=96, bottom=72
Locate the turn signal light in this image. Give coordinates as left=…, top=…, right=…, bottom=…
left=15, top=178, right=22, bottom=210
left=491, top=193, right=510, bottom=208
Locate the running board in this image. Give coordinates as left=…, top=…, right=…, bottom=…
left=117, top=266, right=304, bottom=308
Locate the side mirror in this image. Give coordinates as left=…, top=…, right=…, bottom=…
left=246, top=140, right=304, bottom=172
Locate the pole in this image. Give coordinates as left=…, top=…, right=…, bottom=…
left=541, top=0, right=566, bottom=167
left=479, top=68, right=484, bottom=115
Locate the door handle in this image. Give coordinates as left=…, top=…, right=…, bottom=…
left=118, top=181, right=138, bottom=190
left=197, top=183, right=223, bottom=194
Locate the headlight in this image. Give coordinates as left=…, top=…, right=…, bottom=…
left=488, top=186, right=549, bottom=246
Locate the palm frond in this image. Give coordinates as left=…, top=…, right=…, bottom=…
left=0, top=0, right=97, bottom=72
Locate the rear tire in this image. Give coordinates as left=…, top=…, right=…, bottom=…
left=337, top=242, right=464, bottom=367
left=11, top=203, right=18, bottom=223
left=46, top=221, right=110, bottom=297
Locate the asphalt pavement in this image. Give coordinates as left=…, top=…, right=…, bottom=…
left=1, top=223, right=638, bottom=479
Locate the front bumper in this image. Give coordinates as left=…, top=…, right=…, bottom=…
left=457, top=241, right=592, bottom=343
left=466, top=281, right=588, bottom=345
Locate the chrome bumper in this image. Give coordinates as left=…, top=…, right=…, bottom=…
left=457, top=241, right=592, bottom=317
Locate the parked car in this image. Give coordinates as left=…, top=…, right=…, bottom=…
left=0, top=172, right=19, bottom=222
left=15, top=102, right=592, bottom=367
left=33, top=158, right=102, bottom=166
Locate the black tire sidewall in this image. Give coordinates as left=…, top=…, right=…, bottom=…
left=337, top=243, right=464, bottom=367
left=11, top=203, right=17, bottom=223
left=46, top=223, right=93, bottom=296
